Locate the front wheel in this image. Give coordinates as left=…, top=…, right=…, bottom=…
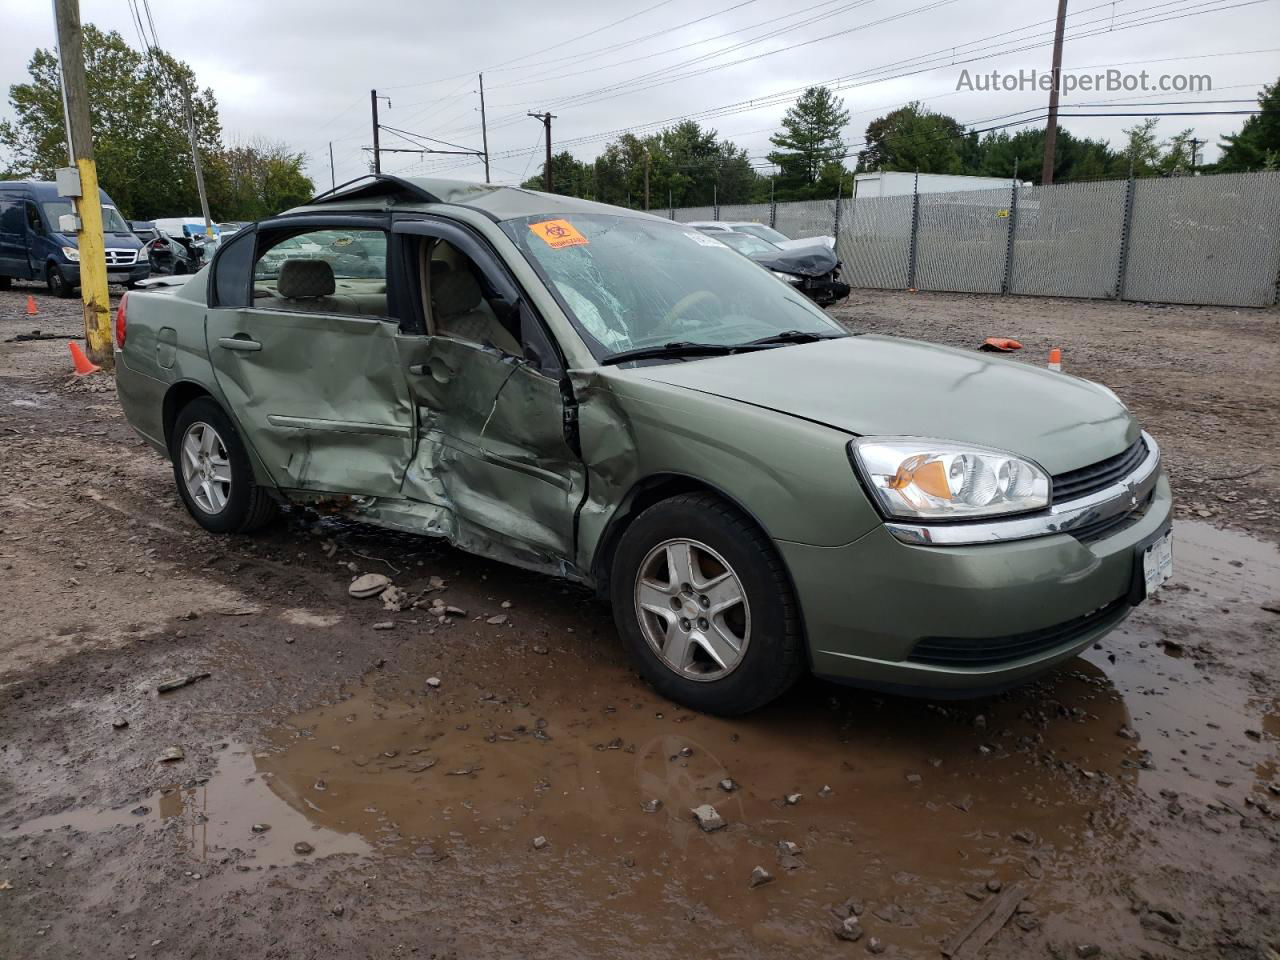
left=170, top=398, right=277, bottom=534
left=610, top=493, right=805, bottom=715
left=47, top=264, right=74, bottom=298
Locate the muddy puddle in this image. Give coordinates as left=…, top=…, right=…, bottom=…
left=9, top=519, right=1278, bottom=953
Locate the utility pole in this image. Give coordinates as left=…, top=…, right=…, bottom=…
left=329, top=141, right=336, bottom=190
left=1041, top=0, right=1068, bottom=184
left=479, top=73, right=491, bottom=184
left=643, top=146, right=651, bottom=211
left=371, top=89, right=382, bottom=174
left=1189, top=137, right=1201, bottom=172
left=52, top=0, right=112, bottom=368
left=528, top=112, right=555, bottom=192
left=181, top=89, right=213, bottom=239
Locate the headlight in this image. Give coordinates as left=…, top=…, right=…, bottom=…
left=851, top=438, right=1050, bottom=520
left=770, top=270, right=802, bottom=285
left=61, top=245, right=80, bottom=262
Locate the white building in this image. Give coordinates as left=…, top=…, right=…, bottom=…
left=852, top=171, right=1028, bottom=198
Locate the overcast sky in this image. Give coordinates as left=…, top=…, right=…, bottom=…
left=2, top=0, right=1276, bottom=192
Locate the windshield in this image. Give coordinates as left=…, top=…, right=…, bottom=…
left=41, top=201, right=131, bottom=235
left=733, top=223, right=791, bottom=244
left=717, top=232, right=781, bottom=257
left=500, top=214, right=843, bottom=360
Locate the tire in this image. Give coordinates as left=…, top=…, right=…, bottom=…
left=47, top=264, right=74, bottom=298
left=170, top=397, right=277, bottom=534
left=173, top=262, right=187, bottom=275
left=609, top=492, right=805, bottom=715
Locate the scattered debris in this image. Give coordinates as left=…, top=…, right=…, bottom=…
left=111, top=719, right=129, bottom=730
left=531, top=836, right=548, bottom=850
left=834, top=917, right=863, bottom=942
left=251, top=823, right=270, bottom=833
left=691, top=804, right=726, bottom=832
left=371, top=621, right=394, bottom=631
left=486, top=614, right=508, bottom=625
left=641, top=798, right=663, bottom=813
left=531, top=644, right=549, bottom=655
left=818, top=784, right=833, bottom=797
left=719, top=778, right=738, bottom=792
left=348, top=573, right=391, bottom=598
left=784, top=792, right=802, bottom=805
left=293, top=841, right=314, bottom=855
left=866, top=937, right=886, bottom=954
left=941, top=881, right=1027, bottom=959
left=157, top=745, right=185, bottom=763
left=425, top=677, right=441, bottom=688
left=156, top=672, right=211, bottom=693
left=749, top=865, right=774, bottom=888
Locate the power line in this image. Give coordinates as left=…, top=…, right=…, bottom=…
left=483, top=0, right=1272, bottom=156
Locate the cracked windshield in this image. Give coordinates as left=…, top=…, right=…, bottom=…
left=502, top=213, right=842, bottom=357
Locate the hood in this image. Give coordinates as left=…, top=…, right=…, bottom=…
left=626, top=335, right=1137, bottom=475
left=774, top=235, right=835, bottom=252
left=751, top=243, right=839, bottom=277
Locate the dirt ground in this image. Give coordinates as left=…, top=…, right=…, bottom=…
left=1, top=281, right=1277, bottom=960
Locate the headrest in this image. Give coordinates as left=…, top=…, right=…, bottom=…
left=432, top=269, right=482, bottom=319
left=278, top=259, right=335, bottom=298
left=429, top=259, right=452, bottom=277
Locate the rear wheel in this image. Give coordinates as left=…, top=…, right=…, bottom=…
left=610, top=493, right=805, bottom=715
left=47, top=264, right=73, bottom=298
left=170, top=398, right=277, bottom=534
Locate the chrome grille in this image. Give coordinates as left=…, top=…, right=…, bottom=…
left=105, top=249, right=137, bottom=266
left=1052, top=437, right=1148, bottom=503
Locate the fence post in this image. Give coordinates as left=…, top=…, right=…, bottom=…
left=769, top=178, right=777, bottom=228
left=669, top=188, right=674, bottom=221
left=907, top=170, right=920, bottom=290
left=713, top=183, right=719, bottom=221
left=1115, top=173, right=1137, bottom=300
left=1001, top=174, right=1020, bottom=295
left=833, top=179, right=842, bottom=239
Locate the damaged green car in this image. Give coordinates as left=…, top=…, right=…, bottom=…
left=114, top=175, right=1172, bottom=715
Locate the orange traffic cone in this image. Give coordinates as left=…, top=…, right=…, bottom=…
left=69, top=341, right=101, bottom=376
left=1047, top=347, right=1062, bottom=372
left=26, top=295, right=37, bottom=316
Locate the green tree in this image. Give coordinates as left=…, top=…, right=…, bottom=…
left=1159, top=128, right=1197, bottom=175
left=857, top=102, right=967, bottom=176
left=1216, top=77, right=1280, bottom=171
left=768, top=86, right=851, bottom=198
left=973, top=127, right=1116, bottom=183
left=210, top=139, right=315, bottom=220
left=0, top=25, right=312, bottom=220
left=1110, top=118, right=1163, bottom=177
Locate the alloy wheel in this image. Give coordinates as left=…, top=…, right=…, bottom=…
left=180, top=421, right=232, bottom=514
left=634, top=538, right=751, bottom=682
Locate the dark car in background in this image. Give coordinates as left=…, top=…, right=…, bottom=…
left=130, top=220, right=200, bottom=277
left=709, top=229, right=851, bottom=307
left=0, top=180, right=149, bottom=295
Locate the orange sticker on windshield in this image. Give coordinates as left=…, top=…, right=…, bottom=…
left=528, top=219, right=588, bottom=249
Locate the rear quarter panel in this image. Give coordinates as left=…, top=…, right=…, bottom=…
left=115, top=272, right=225, bottom=451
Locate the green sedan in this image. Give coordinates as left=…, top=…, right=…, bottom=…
left=113, top=176, right=1173, bottom=715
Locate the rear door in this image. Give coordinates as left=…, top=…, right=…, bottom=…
left=393, top=217, right=586, bottom=569
left=204, top=217, right=416, bottom=498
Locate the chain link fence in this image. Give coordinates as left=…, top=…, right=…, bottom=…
left=668, top=170, right=1280, bottom=308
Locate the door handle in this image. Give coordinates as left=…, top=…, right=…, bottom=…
left=218, top=335, right=262, bottom=352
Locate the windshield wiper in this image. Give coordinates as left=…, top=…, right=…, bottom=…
left=740, top=330, right=843, bottom=347
left=600, top=341, right=758, bottom=366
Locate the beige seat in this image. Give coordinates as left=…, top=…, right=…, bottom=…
left=432, top=266, right=523, bottom=357
left=276, top=259, right=360, bottom=314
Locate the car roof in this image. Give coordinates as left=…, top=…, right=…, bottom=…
left=288, top=174, right=673, bottom=225
left=0, top=180, right=114, bottom=203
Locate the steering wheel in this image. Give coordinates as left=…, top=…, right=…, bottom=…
left=658, top=290, right=721, bottom=336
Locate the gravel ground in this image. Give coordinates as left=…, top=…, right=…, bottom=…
left=1, top=281, right=1277, bottom=960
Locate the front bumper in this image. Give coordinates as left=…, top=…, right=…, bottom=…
left=799, top=275, right=851, bottom=306
left=60, top=261, right=151, bottom=286
left=779, top=471, right=1172, bottom=695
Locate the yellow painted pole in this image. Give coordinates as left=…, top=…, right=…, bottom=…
left=74, top=159, right=113, bottom=364
left=53, top=0, right=113, bottom=368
